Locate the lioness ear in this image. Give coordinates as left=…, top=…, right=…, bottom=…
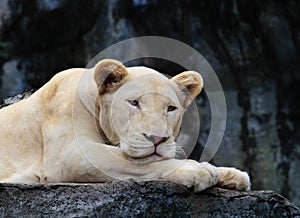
left=172, top=71, right=203, bottom=107
left=94, top=59, right=128, bottom=94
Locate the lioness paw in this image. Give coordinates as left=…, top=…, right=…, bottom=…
left=166, top=160, right=218, bottom=192
left=216, top=167, right=251, bottom=191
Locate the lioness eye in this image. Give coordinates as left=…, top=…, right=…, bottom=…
left=167, top=105, right=177, bottom=112
left=128, top=100, right=139, bottom=107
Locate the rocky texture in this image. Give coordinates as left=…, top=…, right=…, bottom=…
left=0, top=89, right=34, bottom=108
left=0, top=181, right=299, bottom=217
left=0, top=0, right=299, bottom=207
left=0, top=0, right=102, bottom=97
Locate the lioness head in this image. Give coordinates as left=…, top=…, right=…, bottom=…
left=94, top=59, right=203, bottom=163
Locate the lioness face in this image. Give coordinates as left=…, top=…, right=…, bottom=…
left=95, top=59, right=203, bottom=164
left=110, top=71, right=183, bottom=163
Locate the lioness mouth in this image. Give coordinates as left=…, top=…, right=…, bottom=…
left=133, top=152, right=162, bottom=160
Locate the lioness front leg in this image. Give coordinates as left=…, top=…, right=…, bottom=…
left=162, top=160, right=219, bottom=192
left=215, top=167, right=251, bottom=191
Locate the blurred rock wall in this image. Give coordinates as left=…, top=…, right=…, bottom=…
left=0, top=0, right=299, bottom=206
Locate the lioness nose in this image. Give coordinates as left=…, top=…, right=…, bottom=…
left=143, top=134, right=169, bottom=146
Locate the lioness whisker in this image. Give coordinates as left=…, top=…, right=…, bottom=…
left=175, top=146, right=188, bottom=159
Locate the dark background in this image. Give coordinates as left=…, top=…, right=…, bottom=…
left=0, top=0, right=299, bottom=206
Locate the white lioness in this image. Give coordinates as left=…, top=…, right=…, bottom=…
left=0, top=59, right=250, bottom=191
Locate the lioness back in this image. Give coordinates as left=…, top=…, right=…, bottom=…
left=0, top=68, right=84, bottom=182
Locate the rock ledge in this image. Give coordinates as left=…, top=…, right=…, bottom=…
left=0, top=181, right=299, bottom=217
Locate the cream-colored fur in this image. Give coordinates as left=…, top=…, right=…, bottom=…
left=0, top=59, right=250, bottom=191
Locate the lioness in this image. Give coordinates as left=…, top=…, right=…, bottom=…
left=0, top=59, right=250, bottom=191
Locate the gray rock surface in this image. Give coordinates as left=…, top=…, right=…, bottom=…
left=0, top=181, right=299, bottom=217
left=0, top=89, right=33, bottom=108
